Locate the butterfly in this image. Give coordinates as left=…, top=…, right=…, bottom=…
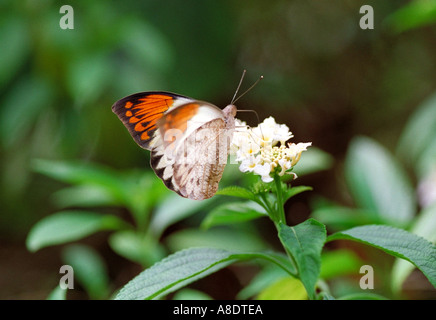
left=112, top=71, right=261, bottom=200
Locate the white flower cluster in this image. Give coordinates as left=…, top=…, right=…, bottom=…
left=230, top=117, right=311, bottom=183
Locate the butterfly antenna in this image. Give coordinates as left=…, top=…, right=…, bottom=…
left=236, top=109, right=260, bottom=126
left=231, top=70, right=265, bottom=143
left=231, top=70, right=247, bottom=105
left=232, top=75, right=264, bottom=105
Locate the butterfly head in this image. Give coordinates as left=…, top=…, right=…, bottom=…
left=223, top=104, right=237, bottom=118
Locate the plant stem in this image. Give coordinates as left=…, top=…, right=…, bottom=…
left=272, top=175, right=300, bottom=278
left=274, top=174, right=286, bottom=224
left=258, top=193, right=269, bottom=211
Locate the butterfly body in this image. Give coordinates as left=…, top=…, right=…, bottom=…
left=112, top=92, right=237, bottom=200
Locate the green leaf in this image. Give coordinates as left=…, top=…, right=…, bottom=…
left=32, top=159, right=125, bottom=201
left=62, top=245, right=109, bottom=300
left=46, top=286, right=67, bottom=300
left=114, top=247, right=296, bottom=300
left=66, top=53, right=113, bottom=106
left=397, top=92, right=436, bottom=166
left=283, top=185, right=312, bottom=203
left=51, top=185, right=119, bottom=208
left=392, top=204, right=436, bottom=292
left=0, top=17, right=30, bottom=89
left=312, top=205, right=382, bottom=231
left=115, top=248, right=235, bottom=300
left=257, top=277, right=307, bottom=300
left=320, top=292, right=336, bottom=300
left=278, top=219, right=327, bottom=299
left=172, top=288, right=213, bottom=300
left=119, top=18, right=174, bottom=73
left=327, top=225, right=436, bottom=288
left=109, top=230, right=165, bottom=267
left=416, top=138, right=436, bottom=179
left=0, top=76, right=53, bottom=147
left=409, top=204, right=436, bottom=245
left=149, top=193, right=212, bottom=238
left=338, top=293, right=389, bottom=300
left=237, top=264, right=289, bottom=299
left=26, top=211, right=126, bottom=252
left=216, top=186, right=257, bottom=202
left=121, top=170, right=169, bottom=225
left=165, top=227, right=268, bottom=253
left=320, top=249, right=364, bottom=280
left=292, top=147, right=334, bottom=176
left=32, top=160, right=167, bottom=224
left=385, top=0, right=436, bottom=33
left=201, top=201, right=267, bottom=230
left=345, top=136, right=415, bottom=227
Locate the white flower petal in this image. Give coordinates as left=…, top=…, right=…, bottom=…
left=261, top=174, right=274, bottom=183
left=253, top=163, right=272, bottom=176
left=232, top=116, right=311, bottom=181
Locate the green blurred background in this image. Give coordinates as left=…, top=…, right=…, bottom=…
left=1, top=0, right=436, bottom=299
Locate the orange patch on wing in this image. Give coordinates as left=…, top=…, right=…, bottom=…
left=122, top=94, right=177, bottom=140
left=134, top=95, right=174, bottom=115
left=112, top=92, right=188, bottom=150
left=141, top=131, right=150, bottom=140
left=161, top=103, right=200, bottom=133
left=135, top=118, right=156, bottom=132
left=129, top=116, right=141, bottom=124
left=127, top=95, right=176, bottom=140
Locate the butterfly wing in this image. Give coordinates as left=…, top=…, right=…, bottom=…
left=150, top=102, right=234, bottom=200
left=173, top=118, right=232, bottom=200
left=111, top=91, right=194, bottom=150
